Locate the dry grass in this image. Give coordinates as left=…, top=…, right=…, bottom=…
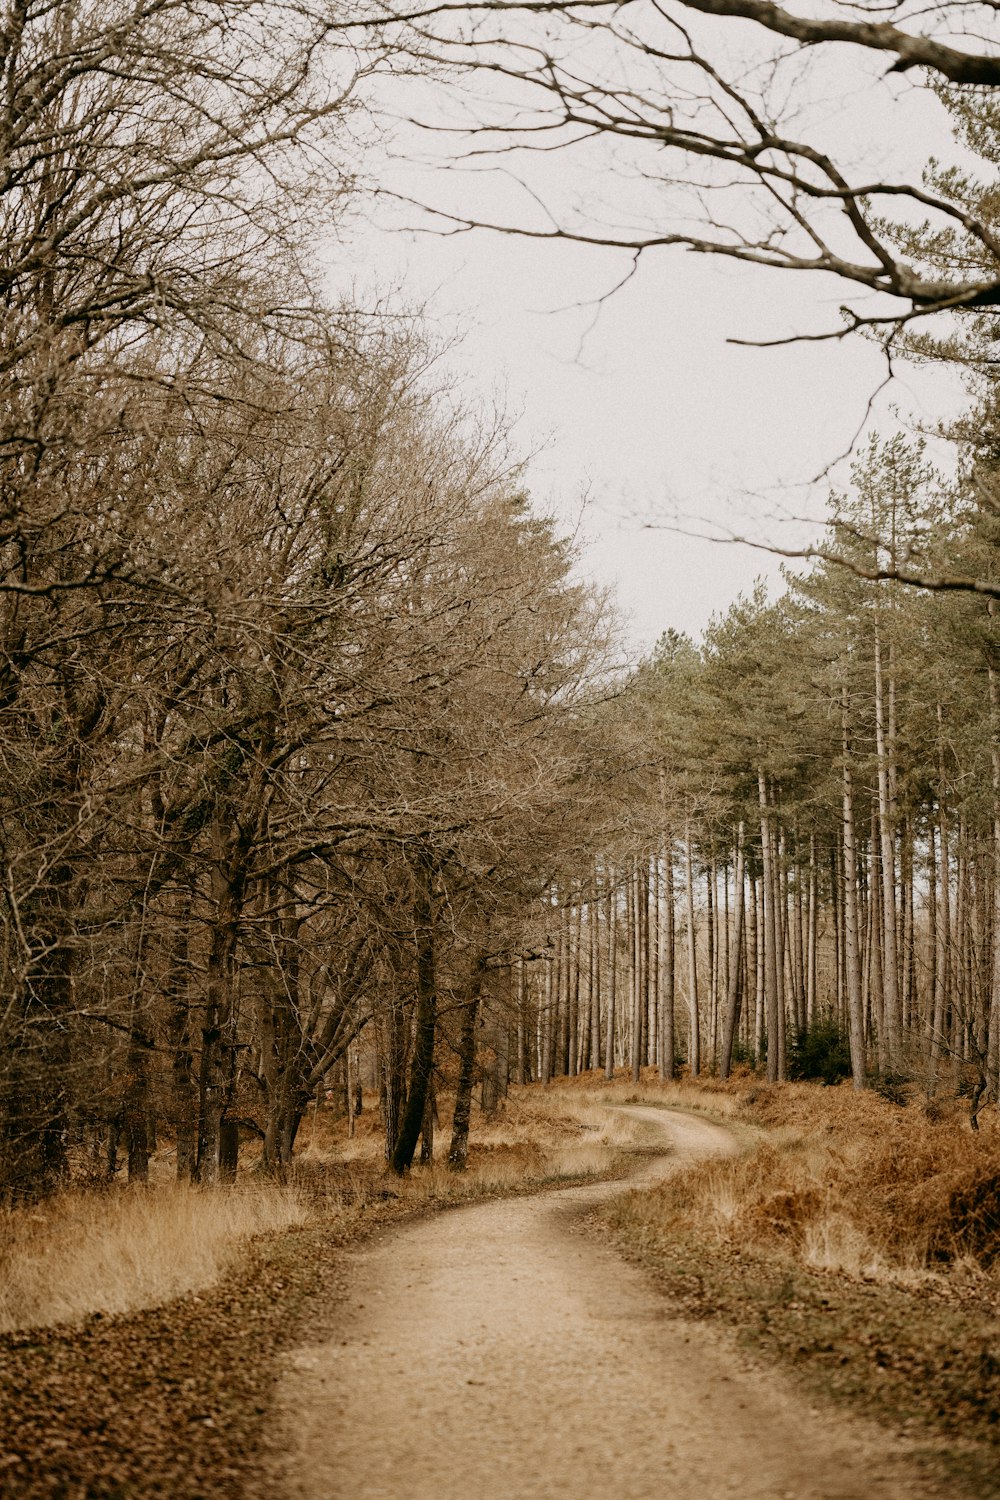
left=537, top=1070, right=747, bottom=1122
left=0, top=1081, right=653, bottom=1335
left=0, top=1182, right=309, bottom=1334
left=18, top=1071, right=987, bottom=1338
left=588, top=1073, right=1000, bottom=1492
left=603, top=1075, right=1000, bottom=1288
left=296, top=1082, right=649, bottom=1212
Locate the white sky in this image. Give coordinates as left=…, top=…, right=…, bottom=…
left=327, top=42, right=972, bottom=655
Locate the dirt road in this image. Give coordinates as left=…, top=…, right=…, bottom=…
left=277, top=1107, right=943, bottom=1500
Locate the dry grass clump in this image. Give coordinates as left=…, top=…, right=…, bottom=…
left=540, top=1070, right=747, bottom=1121
left=0, top=1182, right=309, bottom=1334
left=406, top=1088, right=649, bottom=1197
left=610, top=1079, right=1000, bottom=1286
left=307, top=1082, right=649, bottom=1191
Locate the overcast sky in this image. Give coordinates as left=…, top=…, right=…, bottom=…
left=328, top=49, right=969, bottom=655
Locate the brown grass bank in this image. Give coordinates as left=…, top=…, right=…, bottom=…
left=590, top=1071, right=1000, bottom=1495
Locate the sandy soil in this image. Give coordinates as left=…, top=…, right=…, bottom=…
left=277, top=1107, right=946, bottom=1500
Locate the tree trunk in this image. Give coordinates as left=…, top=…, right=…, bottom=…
left=558, top=898, right=570, bottom=1077
left=869, top=802, right=887, bottom=1072
left=719, top=822, right=746, bottom=1080
left=604, top=868, right=617, bottom=1079
left=542, top=923, right=555, bottom=1085
left=806, top=833, right=818, bottom=1027
left=685, top=826, right=700, bottom=1076
left=901, top=816, right=916, bottom=1037
left=660, top=840, right=675, bottom=1080
left=831, top=844, right=843, bottom=1029
left=773, top=815, right=787, bottom=1080
left=841, top=689, right=867, bottom=1089
left=707, top=861, right=717, bottom=1072
left=647, top=856, right=659, bottom=1068
left=420, top=1076, right=437, bottom=1164
left=516, top=957, right=528, bottom=1085
left=195, top=865, right=242, bottom=1184
left=792, top=836, right=805, bottom=1033
left=568, top=895, right=580, bottom=1076
left=165, top=897, right=197, bottom=1181
left=752, top=874, right=764, bottom=1063
left=989, top=642, right=1000, bottom=1103
left=219, top=1120, right=239, bottom=1183
left=589, top=890, right=602, bottom=1074
left=758, top=769, right=780, bottom=1083
left=873, top=621, right=902, bottom=1070
left=931, top=709, right=951, bottom=1087
left=631, top=860, right=643, bottom=1083
left=390, top=856, right=438, bottom=1176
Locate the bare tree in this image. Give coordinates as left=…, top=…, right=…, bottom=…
left=370, top=0, right=1000, bottom=339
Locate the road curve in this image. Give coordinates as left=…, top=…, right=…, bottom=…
left=277, top=1106, right=942, bottom=1500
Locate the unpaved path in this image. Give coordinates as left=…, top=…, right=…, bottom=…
left=277, top=1107, right=944, bottom=1500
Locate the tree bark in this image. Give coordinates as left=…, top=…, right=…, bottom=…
left=806, top=833, right=818, bottom=1028
left=841, top=688, right=867, bottom=1089
left=568, top=895, right=580, bottom=1076
left=719, top=822, right=746, bottom=1080
left=390, top=855, right=438, bottom=1175
left=873, top=621, right=903, bottom=1069
left=707, top=861, right=717, bottom=1072
left=684, top=826, right=700, bottom=1076
left=931, top=706, right=951, bottom=1087
left=631, top=859, right=643, bottom=1083
left=604, top=868, right=617, bottom=1079
left=988, top=639, right=1000, bottom=1103
left=758, top=769, right=780, bottom=1083
left=516, top=957, right=528, bottom=1085
left=660, top=840, right=675, bottom=1080
left=589, top=889, right=602, bottom=1074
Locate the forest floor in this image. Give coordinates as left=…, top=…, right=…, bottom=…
left=1, top=1079, right=998, bottom=1497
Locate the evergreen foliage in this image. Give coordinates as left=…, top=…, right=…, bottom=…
left=788, top=1023, right=853, bottom=1087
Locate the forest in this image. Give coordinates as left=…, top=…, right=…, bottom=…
left=2, top=0, right=1000, bottom=1202
left=5, top=1, right=1000, bottom=1496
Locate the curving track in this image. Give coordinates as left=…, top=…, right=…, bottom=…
left=278, top=1107, right=943, bottom=1500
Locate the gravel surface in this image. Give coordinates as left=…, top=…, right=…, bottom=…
left=277, top=1107, right=949, bottom=1500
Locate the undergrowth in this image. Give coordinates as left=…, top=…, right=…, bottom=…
left=656, top=1081, right=1000, bottom=1280
left=0, top=1182, right=310, bottom=1334
left=0, top=1085, right=642, bottom=1334
left=593, top=1072, right=1000, bottom=1496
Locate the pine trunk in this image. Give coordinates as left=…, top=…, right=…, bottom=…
left=685, top=827, right=700, bottom=1076
left=758, top=770, right=780, bottom=1083
left=874, top=623, right=902, bottom=1070
left=841, top=689, right=867, bottom=1089
left=660, top=841, right=675, bottom=1080
left=719, top=822, right=746, bottom=1080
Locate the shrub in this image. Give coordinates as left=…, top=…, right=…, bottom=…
left=787, top=1020, right=852, bottom=1085
left=873, top=1072, right=911, bottom=1107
